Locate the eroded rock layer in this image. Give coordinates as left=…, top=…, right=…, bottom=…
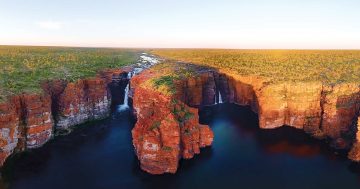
left=131, top=64, right=214, bottom=174
left=0, top=59, right=359, bottom=174
left=183, top=69, right=359, bottom=142
left=0, top=97, right=21, bottom=166
left=131, top=62, right=359, bottom=174
left=0, top=69, right=129, bottom=166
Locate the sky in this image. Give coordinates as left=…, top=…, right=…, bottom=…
left=0, top=0, right=360, bottom=49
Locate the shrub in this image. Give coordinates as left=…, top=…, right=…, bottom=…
left=162, top=146, right=172, bottom=151
left=148, top=121, right=161, bottom=131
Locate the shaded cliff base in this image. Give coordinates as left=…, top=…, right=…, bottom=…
left=0, top=60, right=359, bottom=176
left=0, top=68, right=132, bottom=166
left=130, top=61, right=360, bottom=174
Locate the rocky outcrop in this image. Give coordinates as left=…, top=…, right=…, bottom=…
left=0, top=58, right=358, bottom=174
left=131, top=61, right=359, bottom=174
left=22, top=94, right=53, bottom=149
left=131, top=68, right=214, bottom=174
left=0, top=97, right=21, bottom=166
left=157, top=66, right=359, bottom=159
left=55, top=78, right=111, bottom=129
left=349, top=117, right=360, bottom=161
left=0, top=94, right=54, bottom=166
left=194, top=71, right=358, bottom=136
left=0, top=69, right=130, bottom=166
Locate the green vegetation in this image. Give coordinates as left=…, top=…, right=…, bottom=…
left=153, top=49, right=360, bottom=84
left=148, top=121, right=161, bottom=131
left=0, top=46, right=138, bottom=102
left=145, top=62, right=202, bottom=96
left=184, top=128, right=191, bottom=136
left=161, top=146, right=173, bottom=152
left=152, top=75, right=178, bottom=94
left=171, top=101, right=194, bottom=123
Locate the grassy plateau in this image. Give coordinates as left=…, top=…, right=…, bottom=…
left=153, top=49, right=360, bottom=84
left=0, top=46, right=138, bottom=102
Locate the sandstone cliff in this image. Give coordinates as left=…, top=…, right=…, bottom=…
left=131, top=64, right=214, bottom=174
left=131, top=62, right=359, bottom=173
left=0, top=69, right=130, bottom=166
left=0, top=59, right=359, bottom=174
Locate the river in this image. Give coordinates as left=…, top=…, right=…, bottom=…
left=1, top=103, right=360, bottom=189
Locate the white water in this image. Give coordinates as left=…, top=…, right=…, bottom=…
left=117, top=83, right=130, bottom=111
left=214, top=93, right=217, bottom=105
left=117, top=72, right=133, bottom=112
left=214, top=90, right=223, bottom=104
left=127, top=71, right=133, bottom=79
left=218, top=91, right=223, bottom=104
left=118, top=54, right=159, bottom=112
left=140, top=55, right=159, bottom=65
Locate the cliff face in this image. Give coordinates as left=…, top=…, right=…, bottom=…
left=22, top=94, right=53, bottom=149
left=349, top=118, right=360, bottom=161
left=0, top=97, right=21, bottom=166
left=131, top=62, right=359, bottom=174
left=55, top=78, right=111, bottom=129
left=131, top=68, right=214, bottom=174
left=0, top=59, right=358, bottom=174
left=0, top=69, right=129, bottom=166
left=201, top=72, right=359, bottom=144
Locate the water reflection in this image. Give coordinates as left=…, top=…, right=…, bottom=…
left=0, top=103, right=359, bottom=189
left=200, top=104, right=339, bottom=158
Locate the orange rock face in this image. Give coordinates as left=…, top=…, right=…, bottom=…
left=0, top=96, right=21, bottom=166
left=131, top=63, right=358, bottom=174
left=22, top=94, right=53, bottom=148
left=0, top=68, right=129, bottom=166
left=131, top=69, right=214, bottom=174
left=55, top=78, right=111, bottom=129
left=0, top=94, right=54, bottom=165
left=0, top=60, right=358, bottom=172
left=211, top=71, right=359, bottom=147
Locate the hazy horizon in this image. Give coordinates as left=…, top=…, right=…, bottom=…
left=1, top=0, right=360, bottom=49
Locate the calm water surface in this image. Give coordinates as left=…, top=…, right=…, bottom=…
left=1, top=104, right=360, bottom=189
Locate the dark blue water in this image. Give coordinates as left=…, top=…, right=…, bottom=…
left=1, top=104, right=360, bottom=189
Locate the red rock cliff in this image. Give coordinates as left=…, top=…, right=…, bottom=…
left=0, top=97, right=21, bottom=166
left=132, top=62, right=359, bottom=174
left=186, top=69, right=359, bottom=156
left=0, top=69, right=129, bottom=166
left=131, top=66, right=214, bottom=174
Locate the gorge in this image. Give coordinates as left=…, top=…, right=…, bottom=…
left=0, top=53, right=359, bottom=188
left=130, top=60, right=359, bottom=174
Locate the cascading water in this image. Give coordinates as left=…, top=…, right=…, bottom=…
left=214, top=93, right=217, bottom=105
left=117, top=72, right=133, bottom=111
left=218, top=91, right=223, bottom=104
left=117, top=54, right=160, bottom=112
left=117, top=83, right=130, bottom=111
left=127, top=71, right=132, bottom=79
left=215, top=90, right=223, bottom=105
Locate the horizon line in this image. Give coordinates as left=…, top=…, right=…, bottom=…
left=1, top=44, right=360, bottom=51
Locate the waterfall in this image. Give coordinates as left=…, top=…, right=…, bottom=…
left=214, top=90, right=223, bottom=105
left=115, top=53, right=159, bottom=112
left=117, top=72, right=133, bottom=112
left=214, top=93, right=217, bottom=105
left=127, top=71, right=132, bottom=79
left=218, top=91, right=223, bottom=104
left=123, top=83, right=130, bottom=105
left=117, top=83, right=130, bottom=111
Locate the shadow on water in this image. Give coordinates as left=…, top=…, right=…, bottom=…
left=200, top=103, right=341, bottom=158
left=1, top=103, right=360, bottom=189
